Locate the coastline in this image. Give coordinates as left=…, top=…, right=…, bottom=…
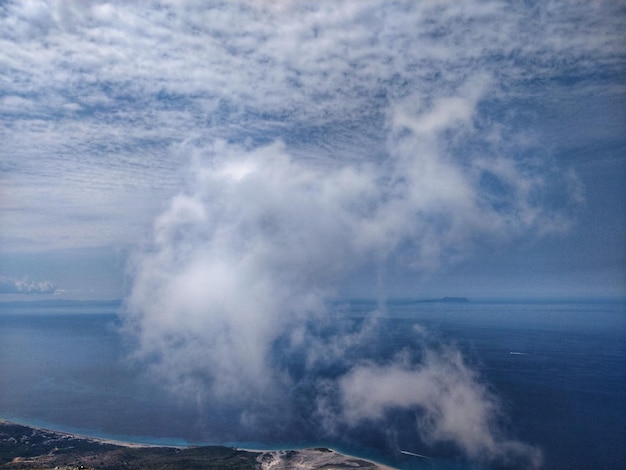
left=1, top=419, right=396, bottom=469
left=0, top=418, right=178, bottom=449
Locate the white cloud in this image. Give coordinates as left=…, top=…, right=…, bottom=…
left=0, top=275, right=57, bottom=294
left=336, top=350, right=542, bottom=466
left=123, top=81, right=564, bottom=462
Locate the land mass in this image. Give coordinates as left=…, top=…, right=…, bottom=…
left=0, top=421, right=393, bottom=469
left=416, top=296, right=470, bottom=303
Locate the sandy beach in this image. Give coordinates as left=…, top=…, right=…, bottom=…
left=0, top=418, right=171, bottom=449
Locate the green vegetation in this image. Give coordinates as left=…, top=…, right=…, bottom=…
left=0, top=422, right=257, bottom=469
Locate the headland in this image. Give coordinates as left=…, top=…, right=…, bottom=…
left=0, top=420, right=395, bottom=469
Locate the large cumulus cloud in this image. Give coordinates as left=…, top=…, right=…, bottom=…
left=121, top=84, right=570, bottom=467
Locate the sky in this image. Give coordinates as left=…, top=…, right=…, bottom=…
left=1, top=0, right=625, bottom=302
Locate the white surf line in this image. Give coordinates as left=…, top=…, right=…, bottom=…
left=509, top=351, right=529, bottom=355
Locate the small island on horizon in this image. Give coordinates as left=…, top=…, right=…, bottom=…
left=0, top=420, right=394, bottom=470
left=416, top=296, right=470, bottom=303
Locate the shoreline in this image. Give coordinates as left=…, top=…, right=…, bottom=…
left=1, top=418, right=397, bottom=469
left=0, top=418, right=180, bottom=449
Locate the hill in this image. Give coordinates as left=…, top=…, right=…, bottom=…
left=0, top=421, right=389, bottom=469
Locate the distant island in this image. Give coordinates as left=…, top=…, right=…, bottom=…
left=416, top=296, right=470, bottom=303
left=0, top=420, right=393, bottom=469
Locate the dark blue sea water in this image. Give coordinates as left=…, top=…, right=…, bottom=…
left=1, top=299, right=624, bottom=469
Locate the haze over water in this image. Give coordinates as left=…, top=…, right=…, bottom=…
left=1, top=299, right=624, bottom=469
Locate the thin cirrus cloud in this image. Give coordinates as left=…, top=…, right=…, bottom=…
left=2, top=0, right=624, bottom=467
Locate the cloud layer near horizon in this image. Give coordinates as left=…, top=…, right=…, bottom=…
left=0, top=275, right=57, bottom=294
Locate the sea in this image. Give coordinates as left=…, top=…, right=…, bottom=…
left=1, top=298, right=624, bottom=469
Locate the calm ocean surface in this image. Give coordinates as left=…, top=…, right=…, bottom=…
left=1, top=299, right=624, bottom=469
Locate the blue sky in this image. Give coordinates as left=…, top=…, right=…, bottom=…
left=1, top=0, right=625, bottom=301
